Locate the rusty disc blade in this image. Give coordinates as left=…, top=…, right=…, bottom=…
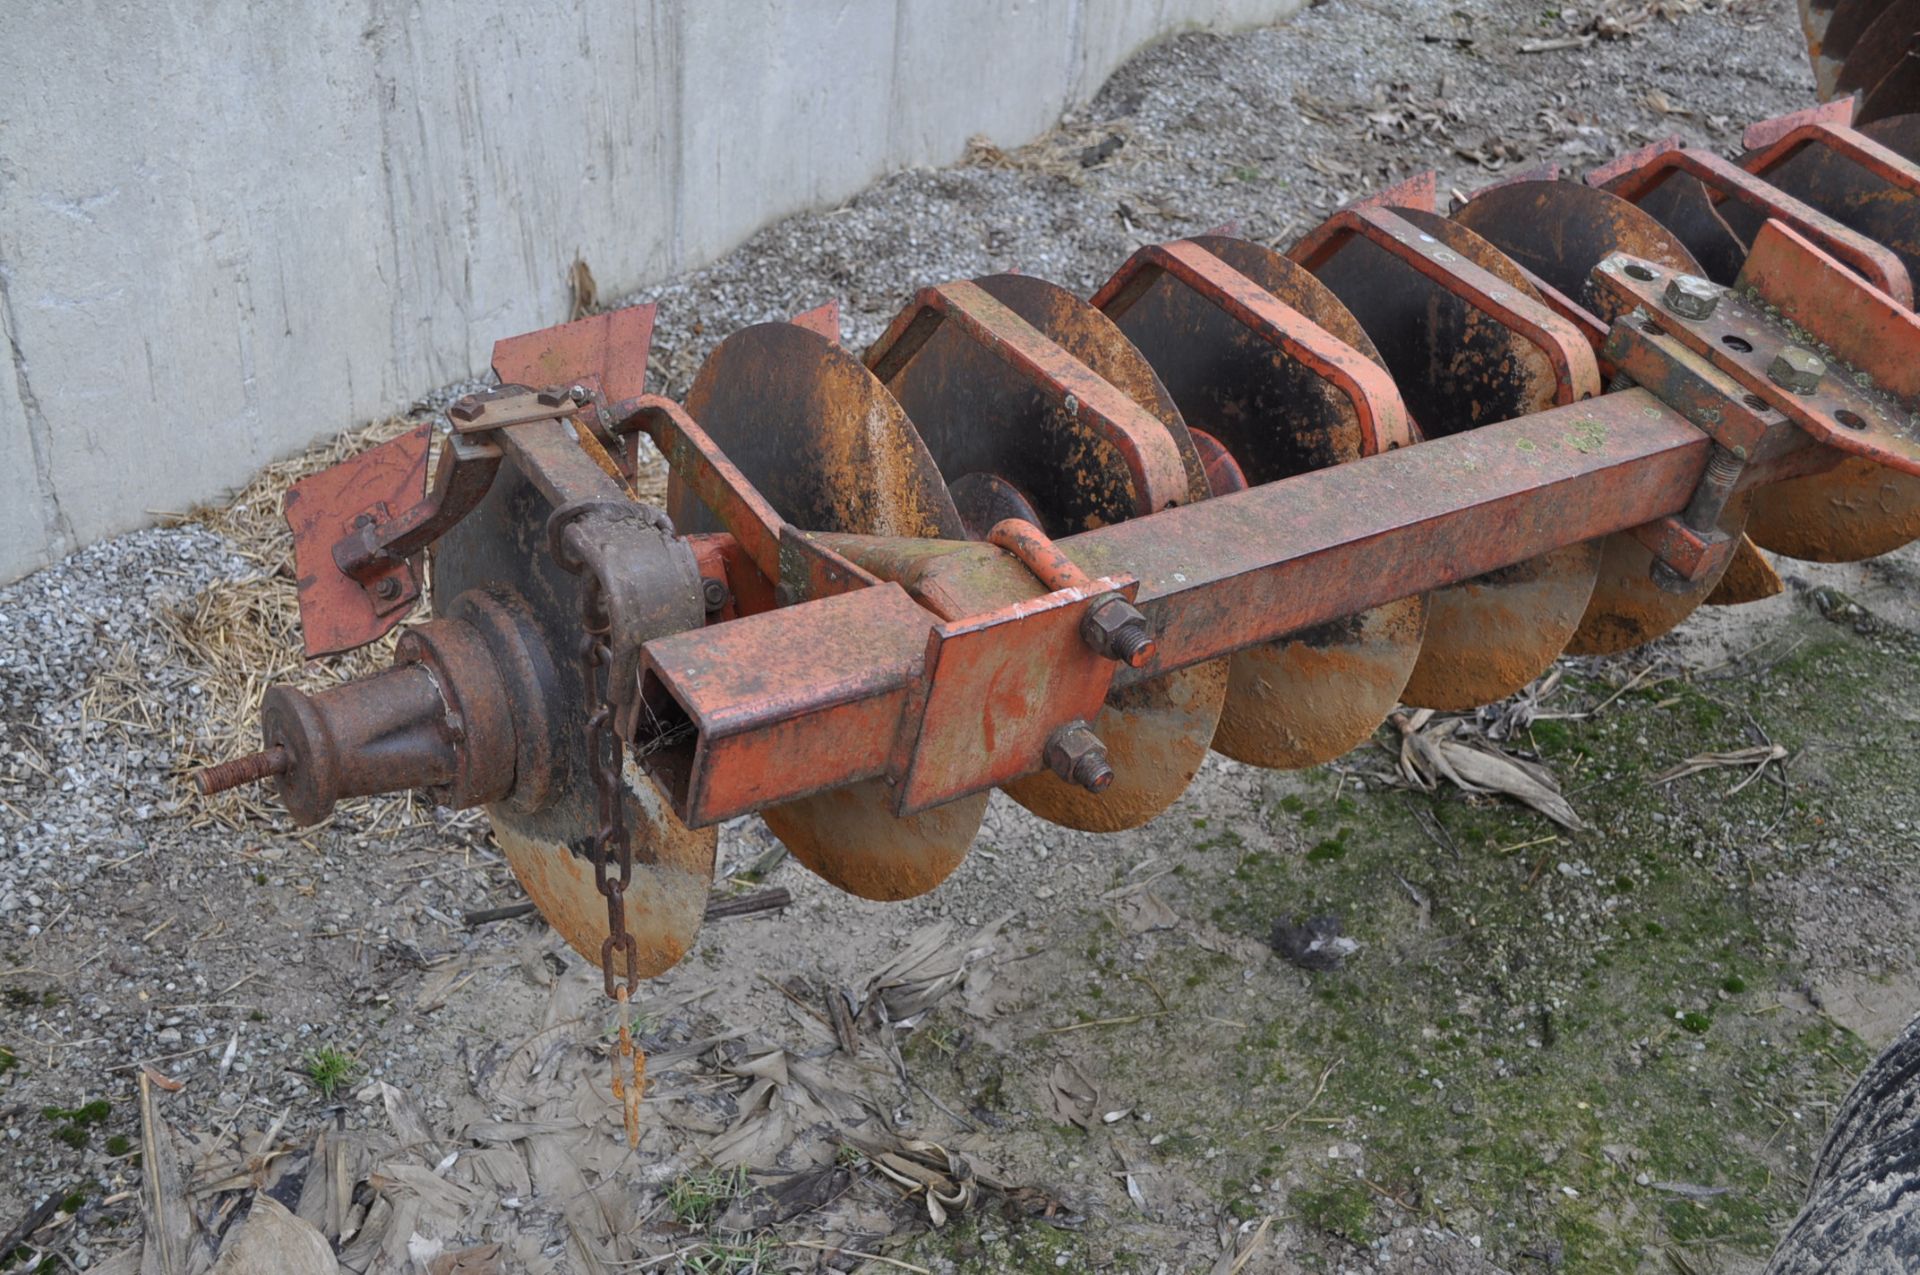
left=1746, top=453, right=1920, bottom=560
left=679, top=322, right=989, bottom=899
left=1452, top=182, right=1742, bottom=653
left=671, top=322, right=962, bottom=543
left=1453, top=180, right=1705, bottom=323
left=1564, top=492, right=1755, bottom=655
left=1863, top=111, right=1920, bottom=163
left=1102, top=234, right=1426, bottom=767
left=1732, top=119, right=1920, bottom=285
left=433, top=447, right=716, bottom=971
left=1836, top=1, right=1920, bottom=114
left=1816, top=2, right=1900, bottom=98
left=877, top=273, right=1229, bottom=831
left=1301, top=210, right=1601, bottom=709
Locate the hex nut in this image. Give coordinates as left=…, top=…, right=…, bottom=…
left=1044, top=721, right=1115, bottom=794
left=1767, top=346, right=1825, bottom=394
left=1079, top=595, right=1158, bottom=668
left=1662, top=274, right=1718, bottom=321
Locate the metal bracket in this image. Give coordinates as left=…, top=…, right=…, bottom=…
left=1594, top=234, right=1920, bottom=479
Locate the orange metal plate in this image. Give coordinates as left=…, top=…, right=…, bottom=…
left=284, top=423, right=432, bottom=657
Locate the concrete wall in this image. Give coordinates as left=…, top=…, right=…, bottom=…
left=0, top=0, right=1302, bottom=583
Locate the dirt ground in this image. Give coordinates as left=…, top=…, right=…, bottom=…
left=4, top=1, right=1918, bottom=1272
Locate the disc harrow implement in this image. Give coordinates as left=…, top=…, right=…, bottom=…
left=198, top=93, right=1920, bottom=1140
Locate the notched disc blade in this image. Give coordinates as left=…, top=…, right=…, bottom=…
left=883, top=273, right=1228, bottom=831
left=1747, top=454, right=1920, bottom=560
left=1302, top=213, right=1600, bottom=710
left=680, top=323, right=987, bottom=899
left=1104, top=235, right=1426, bottom=767
left=1453, top=183, right=1734, bottom=654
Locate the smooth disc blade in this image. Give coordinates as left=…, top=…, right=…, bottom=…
left=680, top=322, right=988, bottom=899
left=1305, top=210, right=1600, bottom=709
left=1747, top=455, right=1920, bottom=561
left=1705, top=535, right=1785, bottom=606
left=1453, top=182, right=1741, bottom=654
left=878, top=273, right=1228, bottom=831
left=1103, top=234, right=1425, bottom=767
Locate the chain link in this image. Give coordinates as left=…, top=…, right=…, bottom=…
left=578, top=573, right=645, bottom=1148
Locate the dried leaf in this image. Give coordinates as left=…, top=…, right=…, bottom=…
left=208, top=1197, right=335, bottom=1275
left=1653, top=744, right=1787, bottom=792
left=1047, top=1061, right=1100, bottom=1131
left=139, top=1071, right=211, bottom=1275
left=1392, top=712, right=1584, bottom=829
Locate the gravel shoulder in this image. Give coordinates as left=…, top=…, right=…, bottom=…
left=4, top=3, right=1918, bottom=1273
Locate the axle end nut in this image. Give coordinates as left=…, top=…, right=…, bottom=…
left=1080, top=596, right=1158, bottom=668
left=1045, top=721, right=1114, bottom=794
left=1767, top=346, right=1825, bottom=394
left=1662, top=274, right=1718, bottom=321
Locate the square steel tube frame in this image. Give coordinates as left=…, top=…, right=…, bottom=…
left=638, top=387, right=1746, bottom=829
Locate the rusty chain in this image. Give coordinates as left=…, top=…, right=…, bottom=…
left=578, top=572, right=646, bottom=1148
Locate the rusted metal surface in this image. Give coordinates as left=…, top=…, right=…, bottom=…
left=871, top=271, right=1227, bottom=833
left=674, top=323, right=963, bottom=547
left=867, top=276, right=1195, bottom=524
left=430, top=325, right=717, bottom=976
left=1453, top=180, right=1704, bottom=331
left=490, top=303, right=658, bottom=409
left=211, top=615, right=518, bottom=825
left=1291, top=204, right=1604, bottom=710
left=1833, top=0, right=1920, bottom=121
left=790, top=299, right=842, bottom=343
left=1588, top=140, right=1914, bottom=302
left=283, top=423, right=433, bottom=657
left=1598, top=231, right=1920, bottom=559
left=1601, top=234, right=1920, bottom=475
left=1094, top=234, right=1426, bottom=768
left=660, top=319, right=985, bottom=897
left=1447, top=180, right=1749, bottom=652
left=1705, top=534, right=1786, bottom=605
left=627, top=391, right=1715, bottom=830
left=1738, top=113, right=1920, bottom=289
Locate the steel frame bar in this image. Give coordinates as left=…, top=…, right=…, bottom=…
left=635, top=387, right=1723, bottom=827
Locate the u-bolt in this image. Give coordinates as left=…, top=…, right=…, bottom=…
left=986, top=518, right=1158, bottom=668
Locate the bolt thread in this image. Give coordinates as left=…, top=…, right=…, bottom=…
left=1072, top=754, right=1115, bottom=794
left=1605, top=372, right=1636, bottom=395
left=195, top=746, right=291, bottom=796
left=1111, top=622, right=1158, bottom=669
left=1704, top=447, right=1744, bottom=488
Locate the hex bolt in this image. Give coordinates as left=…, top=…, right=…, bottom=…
left=374, top=577, right=403, bottom=601
left=569, top=384, right=592, bottom=403
left=1661, top=274, right=1718, bottom=321
left=1044, top=721, right=1115, bottom=794
left=449, top=396, right=483, bottom=422
left=702, top=578, right=729, bottom=611
left=1767, top=346, right=1825, bottom=394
